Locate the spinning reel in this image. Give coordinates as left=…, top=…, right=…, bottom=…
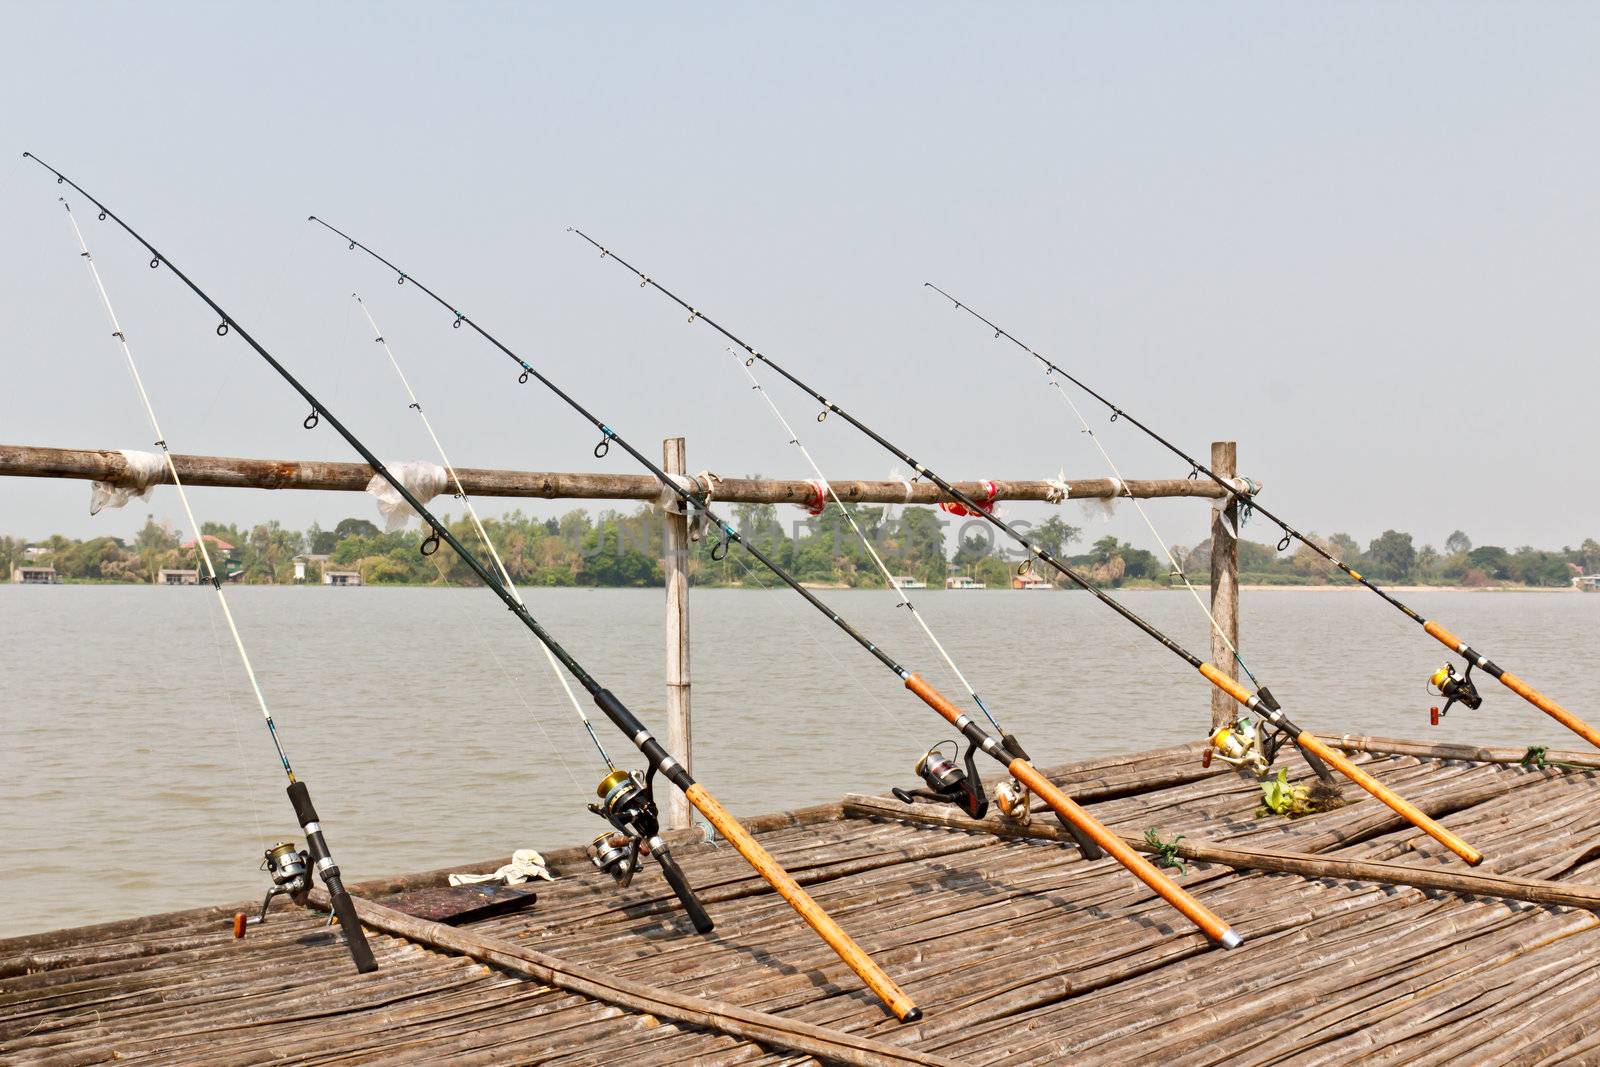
left=893, top=739, right=987, bottom=819
left=1205, top=687, right=1336, bottom=787
left=232, top=841, right=311, bottom=938
left=1427, top=662, right=1483, bottom=725
left=1205, top=717, right=1279, bottom=779
left=585, top=766, right=714, bottom=934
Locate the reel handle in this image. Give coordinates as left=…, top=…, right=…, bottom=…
left=652, top=842, right=714, bottom=934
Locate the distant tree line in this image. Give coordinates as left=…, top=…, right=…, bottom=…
left=5, top=506, right=1597, bottom=590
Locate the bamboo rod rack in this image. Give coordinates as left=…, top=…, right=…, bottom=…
left=0, top=443, right=1240, bottom=504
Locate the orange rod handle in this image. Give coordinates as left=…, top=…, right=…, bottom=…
left=906, top=674, right=1241, bottom=948
left=1006, top=760, right=1242, bottom=948
left=1294, top=732, right=1482, bottom=866
left=684, top=782, right=920, bottom=1022
left=1425, top=621, right=1600, bottom=751
left=1200, top=662, right=1482, bottom=866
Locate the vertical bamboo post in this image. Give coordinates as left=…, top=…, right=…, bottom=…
left=662, top=437, right=693, bottom=830
left=1210, top=440, right=1240, bottom=729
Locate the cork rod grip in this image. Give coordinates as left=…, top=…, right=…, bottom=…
left=1497, top=672, right=1600, bottom=750
left=1428, top=620, right=1600, bottom=751
left=1006, top=760, right=1241, bottom=948
left=683, top=783, right=920, bottom=1022
left=1294, top=732, right=1483, bottom=866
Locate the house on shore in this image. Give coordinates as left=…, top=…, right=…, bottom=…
left=323, top=569, right=362, bottom=587
left=11, top=565, right=60, bottom=584
left=158, top=569, right=200, bottom=586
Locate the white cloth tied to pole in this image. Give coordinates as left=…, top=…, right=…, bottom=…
left=656, top=470, right=718, bottom=540
left=447, top=848, right=555, bottom=886
left=1044, top=470, right=1071, bottom=504
left=366, top=461, right=450, bottom=531
left=89, top=449, right=166, bottom=515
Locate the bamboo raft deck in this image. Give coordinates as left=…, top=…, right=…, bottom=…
left=8, top=736, right=1600, bottom=1066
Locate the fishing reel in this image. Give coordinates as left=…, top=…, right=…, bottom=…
left=1428, top=662, right=1483, bottom=725
left=1204, top=717, right=1281, bottom=779
left=994, top=777, right=1032, bottom=827
left=585, top=766, right=714, bottom=934
left=587, top=768, right=658, bottom=888
left=892, top=739, right=988, bottom=819
left=232, top=841, right=311, bottom=938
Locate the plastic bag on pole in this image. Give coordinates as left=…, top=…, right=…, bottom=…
left=365, top=461, right=450, bottom=531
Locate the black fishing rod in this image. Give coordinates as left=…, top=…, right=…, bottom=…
left=925, top=285, right=1600, bottom=752
left=569, top=231, right=1486, bottom=869
left=24, top=156, right=915, bottom=1023
left=307, top=217, right=1245, bottom=951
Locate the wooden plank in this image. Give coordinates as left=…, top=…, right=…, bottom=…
left=307, top=889, right=953, bottom=1067
left=662, top=436, right=693, bottom=831
left=1209, top=439, right=1240, bottom=730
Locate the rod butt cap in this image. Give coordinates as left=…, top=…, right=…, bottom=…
left=900, top=1006, right=923, bottom=1024
left=1219, top=929, right=1244, bottom=950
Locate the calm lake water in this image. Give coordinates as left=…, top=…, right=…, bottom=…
left=2, top=583, right=1595, bottom=937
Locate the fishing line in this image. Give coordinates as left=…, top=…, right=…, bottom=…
left=353, top=293, right=610, bottom=777
left=728, top=347, right=1005, bottom=731
left=1043, top=365, right=1258, bottom=687
left=59, top=198, right=295, bottom=781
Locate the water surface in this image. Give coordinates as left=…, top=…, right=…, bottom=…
left=2, top=584, right=1594, bottom=936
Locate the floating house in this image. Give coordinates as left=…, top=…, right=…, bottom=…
left=157, top=568, right=199, bottom=586
left=889, top=574, right=927, bottom=589
left=323, top=569, right=362, bottom=587
left=945, top=575, right=986, bottom=589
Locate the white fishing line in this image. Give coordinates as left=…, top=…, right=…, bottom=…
left=728, top=349, right=1004, bottom=732
left=353, top=295, right=610, bottom=779
left=60, top=199, right=301, bottom=782
left=1042, top=371, right=1257, bottom=684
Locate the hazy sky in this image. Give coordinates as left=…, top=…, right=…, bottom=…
left=2, top=3, right=1596, bottom=556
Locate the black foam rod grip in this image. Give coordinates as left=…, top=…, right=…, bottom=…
left=324, top=872, right=379, bottom=973
left=287, top=780, right=318, bottom=826
left=654, top=847, right=714, bottom=935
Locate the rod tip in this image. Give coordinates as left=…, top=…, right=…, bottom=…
left=306, top=215, right=317, bottom=222
left=1219, top=929, right=1244, bottom=950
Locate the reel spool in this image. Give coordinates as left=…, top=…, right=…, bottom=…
left=892, top=739, right=988, bottom=819
left=1428, top=662, right=1483, bottom=725
left=588, top=831, right=635, bottom=881
left=1208, top=718, right=1272, bottom=779
left=232, top=841, right=311, bottom=938
left=994, top=777, right=1032, bottom=826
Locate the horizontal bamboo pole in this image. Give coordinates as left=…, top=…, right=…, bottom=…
left=307, top=889, right=951, bottom=1067
left=0, top=443, right=1236, bottom=503
left=1316, top=733, right=1600, bottom=770
left=841, top=793, right=1600, bottom=912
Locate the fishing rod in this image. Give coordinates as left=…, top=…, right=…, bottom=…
left=570, top=233, right=1486, bottom=869
left=307, top=216, right=1244, bottom=952
left=45, top=193, right=376, bottom=974
left=22, top=157, right=913, bottom=1022
left=926, top=286, right=1600, bottom=752
left=351, top=295, right=715, bottom=932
